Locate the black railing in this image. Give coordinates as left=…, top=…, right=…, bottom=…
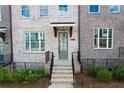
left=80, top=58, right=124, bottom=73
left=72, top=52, right=75, bottom=84
left=49, top=52, right=54, bottom=84
left=6, top=62, right=44, bottom=72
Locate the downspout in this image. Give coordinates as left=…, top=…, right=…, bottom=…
left=9, top=5, right=13, bottom=63
left=78, top=5, right=81, bottom=63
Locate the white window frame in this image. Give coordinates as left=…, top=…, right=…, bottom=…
left=93, top=28, right=113, bottom=49
left=58, top=5, right=68, bottom=16
left=20, top=5, right=30, bottom=18
left=39, top=5, right=48, bottom=17
left=24, top=32, right=45, bottom=52
left=109, top=5, right=120, bottom=13
left=88, top=5, right=100, bottom=13
left=0, top=6, right=2, bottom=22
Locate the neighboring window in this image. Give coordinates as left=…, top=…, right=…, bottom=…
left=0, top=38, right=3, bottom=54
left=21, top=5, right=30, bottom=17
left=40, top=5, right=48, bottom=16
left=59, top=5, right=68, bottom=16
left=93, top=28, right=113, bottom=49
left=0, top=6, right=1, bottom=21
left=89, top=5, right=100, bottom=13
left=25, top=32, right=45, bottom=52
left=109, top=5, right=120, bottom=13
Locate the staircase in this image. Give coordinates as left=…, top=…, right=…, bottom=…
left=49, top=61, right=73, bottom=88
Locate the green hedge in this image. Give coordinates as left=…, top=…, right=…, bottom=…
left=85, top=64, right=97, bottom=76
left=0, top=66, right=47, bottom=82
left=113, top=64, right=124, bottom=81
left=96, top=67, right=112, bottom=81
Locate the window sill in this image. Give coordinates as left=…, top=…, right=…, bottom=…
left=24, top=51, right=45, bottom=54
left=109, top=12, right=120, bottom=14
left=20, top=16, right=31, bottom=19
left=38, top=16, right=49, bottom=19
left=94, top=48, right=113, bottom=50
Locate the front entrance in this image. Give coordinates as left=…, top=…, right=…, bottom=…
left=58, top=32, right=68, bottom=59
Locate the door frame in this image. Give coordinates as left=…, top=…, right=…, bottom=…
left=58, top=32, right=68, bottom=59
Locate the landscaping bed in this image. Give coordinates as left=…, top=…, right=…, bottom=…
left=0, top=66, right=50, bottom=88
left=74, top=73, right=124, bottom=88
left=0, top=75, right=50, bottom=88
left=74, top=64, right=124, bottom=88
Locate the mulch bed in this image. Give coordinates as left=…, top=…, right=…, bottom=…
left=0, top=75, right=50, bottom=88
left=74, top=73, right=124, bottom=88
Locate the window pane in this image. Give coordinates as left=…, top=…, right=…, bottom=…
left=31, top=33, right=39, bottom=51
left=108, top=39, right=112, bottom=48
left=90, top=5, right=99, bottom=13
left=99, top=39, right=107, bottom=48
left=59, top=5, right=68, bottom=16
left=21, top=5, right=30, bottom=17
left=100, top=29, right=107, bottom=38
left=109, top=29, right=112, bottom=38
left=109, top=5, right=120, bottom=13
left=40, top=5, right=48, bottom=16
left=94, top=39, right=98, bottom=48
left=0, top=38, right=3, bottom=54
left=0, top=6, right=1, bottom=21
left=94, top=29, right=98, bottom=38
left=40, top=33, right=45, bottom=51
left=25, top=33, right=29, bottom=51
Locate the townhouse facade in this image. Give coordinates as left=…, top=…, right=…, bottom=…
left=0, top=5, right=12, bottom=64
left=79, top=5, right=124, bottom=59
left=11, top=5, right=78, bottom=64
left=1, top=5, right=124, bottom=67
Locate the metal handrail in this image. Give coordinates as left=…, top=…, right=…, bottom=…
left=49, top=52, right=54, bottom=85
left=72, top=52, right=75, bottom=84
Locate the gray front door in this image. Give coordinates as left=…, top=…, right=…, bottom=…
left=59, top=32, right=68, bottom=59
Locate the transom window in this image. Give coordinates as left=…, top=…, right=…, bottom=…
left=93, top=28, right=113, bottom=49
left=89, top=5, right=100, bottom=13
left=25, top=32, right=45, bottom=52
left=109, top=5, right=120, bottom=13
left=40, top=5, right=48, bottom=16
left=59, top=5, right=68, bottom=16
left=0, top=6, right=2, bottom=21
left=21, top=5, right=30, bottom=17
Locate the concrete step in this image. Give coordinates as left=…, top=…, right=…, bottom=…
left=52, top=74, right=73, bottom=78
left=51, top=78, right=73, bottom=84
left=53, top=66, right=72, bottom=70
left=52, top=70, right=72, bottom=74
left=49, top=83, right=73, bottom=88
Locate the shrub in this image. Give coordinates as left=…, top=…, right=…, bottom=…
left=96, top=67, right=112, bottom=81
left=0, top=67, right=13, bottom=81
left=0, top=66, right=47, bottom=82
left=113, top=64, right=124, bottom=81
left=85, top=64, right=97, bottom=76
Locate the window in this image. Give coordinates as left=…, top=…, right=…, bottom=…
left=93, top=28, right=113, bottom=49
left=40, top=5, right=48, bottom=16
left=21, top=5, right=30, bottom=17
left=25, top=32, right=45, bottom=52
left=109, top=5, right=120, bottom=13
left=89, top=5, right=100, bottom=13
left=0, top=37, right=3, bottom=54
left=59, top=5, right=68, bottom=16
left=0, top=6, right=1, bottom=21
